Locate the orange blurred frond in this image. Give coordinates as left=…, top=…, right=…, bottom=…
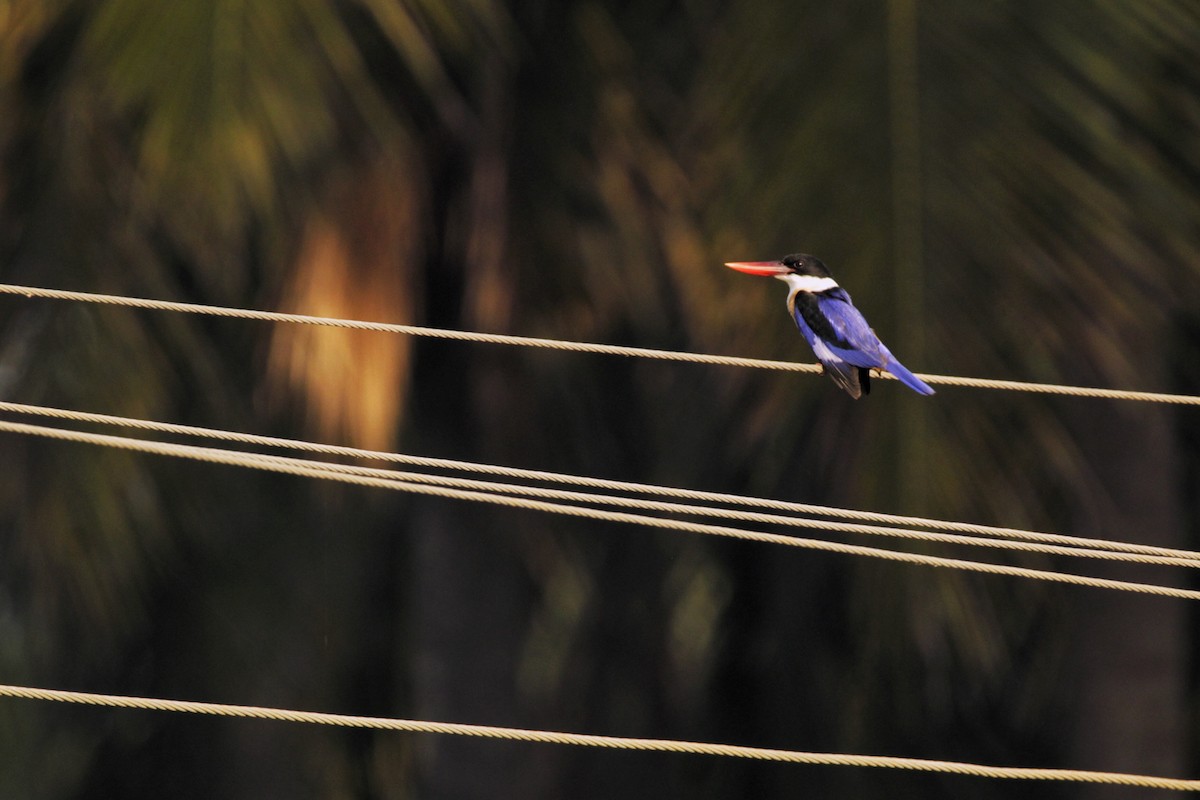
left=265, top=153, right=424, bottom=451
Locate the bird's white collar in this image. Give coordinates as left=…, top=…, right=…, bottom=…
left=778, top=273, right=839, bottom=294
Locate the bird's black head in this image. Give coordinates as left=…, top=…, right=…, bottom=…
left=780, top=253, right=832, bottom=277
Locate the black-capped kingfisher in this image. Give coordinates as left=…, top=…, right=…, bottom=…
left=726, top=253, right=935, bottom=399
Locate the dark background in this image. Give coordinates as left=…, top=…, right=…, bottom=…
left=1, top=1, right=1198, bottom=798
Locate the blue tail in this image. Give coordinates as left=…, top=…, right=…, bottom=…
left=885, top=357, right=935, bottom=395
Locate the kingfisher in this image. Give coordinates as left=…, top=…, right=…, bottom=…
left=726, top=253, right=935, bottom=398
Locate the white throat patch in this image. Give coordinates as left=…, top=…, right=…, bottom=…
left=778, top=273, right=839, bottom=294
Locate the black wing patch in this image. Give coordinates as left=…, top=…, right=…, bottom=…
left=790, top=290, right=854, bottom=349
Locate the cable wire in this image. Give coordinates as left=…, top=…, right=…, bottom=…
left=278, top=460, right=1200, bottom=570
left=0, top=684, right=1195, bottom=791
left=1, top=418, right=1197, bottom=600
left=3, top=283, right=1199, bottom=403
left=4, top=289, right=1195, bottom=790
left=3, top=400, right=1198, bottom=565
left=0, top=283, right=820, bottom=372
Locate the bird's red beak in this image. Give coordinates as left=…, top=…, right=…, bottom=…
left=724, top=261, right=790, bottom=276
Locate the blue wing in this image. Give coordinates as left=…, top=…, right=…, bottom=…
left=790, top=289, right=934, bottom=397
